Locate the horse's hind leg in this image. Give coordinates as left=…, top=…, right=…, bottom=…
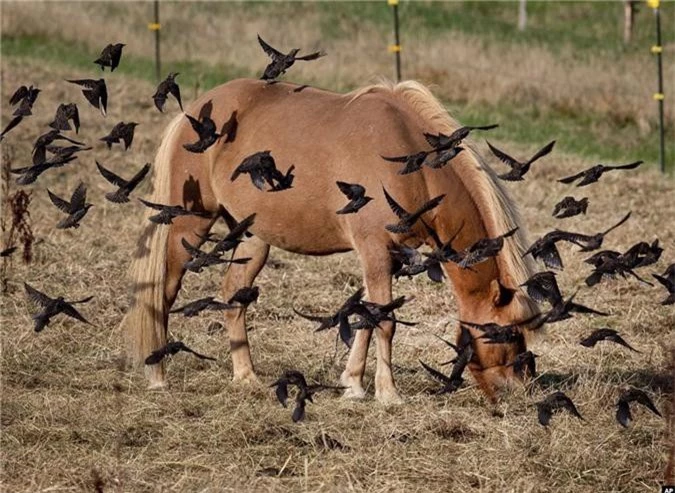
left=220, top=234, right=269, bottom=383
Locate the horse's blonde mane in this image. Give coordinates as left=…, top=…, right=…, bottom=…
left=349, top=80, right=537, bottom=291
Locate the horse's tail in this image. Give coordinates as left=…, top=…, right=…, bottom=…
left=120, top=114, right=183, bottom=372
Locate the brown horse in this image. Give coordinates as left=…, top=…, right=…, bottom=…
left=121, top=78, right=540, bottom=404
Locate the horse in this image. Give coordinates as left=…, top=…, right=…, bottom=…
left=120, top=78, right=540, bottom=405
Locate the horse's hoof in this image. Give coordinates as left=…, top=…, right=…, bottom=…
left=232, top=371, right=261, bottom=386
left=375, top=390, right=404, bottom=406
left=342, top=386, right=367, bottom=400
left=147, top=380, right=168, bottom=391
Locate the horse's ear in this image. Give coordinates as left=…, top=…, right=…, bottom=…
left=490, top=278, right=515, bottom=307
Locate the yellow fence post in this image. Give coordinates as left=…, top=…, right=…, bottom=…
left=388, top=0, right=402, bottom=82
left=647, top=0, right=666, bottom=172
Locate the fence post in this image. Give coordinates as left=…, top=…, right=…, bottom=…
left=647, top=0, right=665, bottom=173
left=148, top=0, right=161, bottom=83
left=388, top=0, right=402, bottom=82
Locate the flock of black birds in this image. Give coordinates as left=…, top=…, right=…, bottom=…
left=2, top=37, right=671, bottom=426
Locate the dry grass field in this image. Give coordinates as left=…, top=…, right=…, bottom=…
left=1, top=3, right=674, bottom=492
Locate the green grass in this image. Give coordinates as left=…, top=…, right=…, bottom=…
left=2, top=32, right=672, bottom=172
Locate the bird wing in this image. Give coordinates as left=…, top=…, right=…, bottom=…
left=423, top=132, right=443, bottom=148
left=184, top=114, right=203, bottom=135
left=336, top=181, right=363, bottom=200
left=557, top=169, right=586, bottom=184
left=411, top=194, right=445, bottom=220
left=615, top=400, right=631, bottom=427
left=296, top=50, right=326, bottom=61
left=292, top=399, right=306, bottom=422
left=652, top=274, right=674, bottom=292
left=96, top=161, right=128, bottom=187
left=528, top=140, right=556, bottom=164
left=47, top=189, right=72, bottom=213
left=382, top=187, right=409, bottom=219
left=419, top=360, right=451, bottom=385
left=126, top=163, right=152, bottom=190
left=486, top=141, right=518, bottom=168
left=168, top=82, right=183, bottom=111
left=144, top=348, right=167, bottom=365
left=537, top=404, right=552, bottom=426
left=69, top=182, right=88, bottom=211
left=60, top=303, right=91, bottom=325
left=257, top=34, right=283, bottom=59
left=153, top=91, right=167, bottom=112
left=0, top=115, right=24, bottom=139
left=24, top=283, right=53, bottom=307
left=181, top=238, right=203, bottom=257
left=138, top=198, right=168, bottom=211
left=9, top=85, right=28, bottom=105
left=602, top=211, right=631, bottom=236
left=605, top=160, right=643, bottom=171
left=381, top=154, right=410, bottom=163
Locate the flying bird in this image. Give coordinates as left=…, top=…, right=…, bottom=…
left=1, top=85, right=41, bottom=142
left=424, top=146, right=464, bottom=169
left=520, top=271, right=562, bottom=305
left=94, top=43, right=125, bottom=71
left=257, top=35, right=326, bottom=81
left=49, top=103, right=80, bottom=133
left=558, top=161, right=643, bottom=186
left=573, top=212, right=631, bottom=252
left=67, top=78, right=108, bottom=116
left=153, top=72, right=183, bottom=112
left=523, top=229, right=589, bottom=270
left=231, top=151, right=292, bottom=191
left=270, top=370, right=344, bottom=422
left=198, top=214, right=256, bottom=254
left=228, top=286, right=259, bottom=306
left=382, top=187, right=445, bottom=234
left=381, top=151, right=430, bottom=175
left=584, top=252, right=652, bottom=287
left=24, top=283, right=93, bottom=332
left=540, top=291, right=609, bottom=323
left=579, top=328, right=639, bottom=352
left=169, top=297, right=238, bottom=317
left=535, top=391, right=583, bottom=426
left=181, top=238, right=250, bottom=273
left=459, top=315, right=541, bottom=345
left=487, top=140, right=555, bottom=181
left=616, top=388, right=661, bottom=428
left=390, top=243, right=432, bottom=280
left=336, top=181, right=372, bottom=214
left=452, top=228, right=518, bottom=269
left=96, top=161, right=151, bottom=203
left=652, top=263, right=674, bottom=305
left=138, top=198, right=211, bottom=225
left=424, top=124, right=498, bottom=152
left=183, top=110, right=221, bottom=153
left=0, top=246, right=17, bottom=257
left=622, top=239, right=662, bottom=268
left=100, top=121, right=138, bottom=150
left=47, top=182, right=93, bottom=229
left=419, top=326, right=474, bottom=394
left=144, top=341, right=216, bottom=365
left=268, top=165, right=295, bottom=192
left=32, top=129, right=85, bottom=165
left=10, top=154, right=78, bottom=185
left=552, top=196, right=589, bottom=219
left=506, top=351, right=538, bottom=378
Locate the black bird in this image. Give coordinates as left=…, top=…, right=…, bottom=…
left=382, top=187, right=445, bottom=234
left=520, top=271, right=562, bottom=305
left=270, top=370, right=343, bottom=422
left=183, top=111, right=221, bottom=153
left=424, top=124, right=498, bottom=152
left=584, top=253, right=652, bottom=288
left=9, top=84, right=41, bottom=116
left=49, top=103, right=80, bottom=133
left=144, top=341, right=216, bottom=365
left=138, top=198, right=211, bottom=224
left=45, top=144, right=92, bottom=158
left=96, top=161, right=151, bottom=203
left=381, top=151, right=430, bottom=175
left=67, top=79, right=108, bottom=116
left=623, top=239, right=662, bottom=268
left=552, top=196, right=589, bottom=219
left=487, top=140, right=555, bottom=181
left=231, top=151, right=293, bottom=192
left=257, top=35, right=326, bottom=81
left=573, top=212, right=631, bottom=252
left=506, top=351, right=538, bottom=378
left=390, top=243, right=432, bottom=280
left=459, top=315, right=541, bottom=345
left=294, top=287, right=377, bottom=347
left=419, top=326, right=474, bottom=394
left=32, top=129, right=85, bottom=165
left=417, top=221, right=464, bottom=281
left=558, top=161, right=643, bottom=187
left=540, top=291, right=609, bottom=323
left=198, top=214, right=256, bottom=254
left=579, top=328, right=639, bottom=352
left=47, top=182, right=93, bottom=229
left=535, top=391, right=583, bottom=426
left=153, top=72, right=183, bottom=112
left=652, top=263, right=675, bottom=305
left=435, top=327, right=473, bottom=366
left=1, top=85, right=41, bottom=142
left=424, top=146, right=464, bottom=169
left=336, top=181, right=372, bottom=214
left=24, top=283, right=93, bottom=332
left=616, top=388, right=662, bottom=428
left=228, top=286, right=259, bottom=306
left=100, top=121, right=138, bottom=150
left=452, top=228, right=518, bottom=269
left=94, top=43, right=125, bottom=71
left=0, top=246, right=17, bottom=257
left=269, top=165, right=295, bottom=192
left=10, top=154, right=78, bottom=185
left=348, top=296, right=416, bottom=331
left=523, top=229, right=589, bottom=270
left=170, top=297, right=238, bottom=317
left=181, top=238, right=250, bottom=273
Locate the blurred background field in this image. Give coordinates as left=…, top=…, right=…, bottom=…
left=2, top=0, right=674, bottom=170
left=1, top=2, right=674, bottom=493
